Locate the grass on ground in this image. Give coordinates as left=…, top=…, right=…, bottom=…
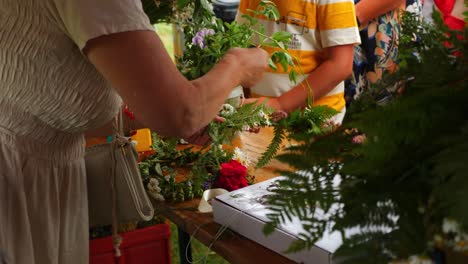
left=169, top=221, right=229, bottom=264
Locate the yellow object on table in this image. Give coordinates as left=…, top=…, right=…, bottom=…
left=131, top=128, right=153, bottom=152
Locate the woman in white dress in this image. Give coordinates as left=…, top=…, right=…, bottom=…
left=0, top=0, right=268, bottom=263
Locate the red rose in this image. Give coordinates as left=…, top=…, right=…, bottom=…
left=215, top=160, right=248, bottom=191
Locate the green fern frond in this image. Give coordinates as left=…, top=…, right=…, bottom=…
left=256, top=125, right=286, bottom=168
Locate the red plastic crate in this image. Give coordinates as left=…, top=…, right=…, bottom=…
left=90, top=224, right=171, bottom=264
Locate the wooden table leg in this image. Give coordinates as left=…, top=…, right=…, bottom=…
left=177, top=227, right=192, bottom=264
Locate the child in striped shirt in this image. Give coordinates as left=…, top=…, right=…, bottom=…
left=238, top=0, right=361, bottom=124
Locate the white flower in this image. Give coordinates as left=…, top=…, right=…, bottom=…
left=451, top=233, right=468, bottom=252
left=147, top=178, right=164, bottom=201
left=164, top=175, right=172, bottom=182
left=443, top=218, right=460, bottom=234
left=179, top=138, right=189, bottom=144
left=148, top=191, right=165, bottom=201
left=408, top=255, right=433, bottom=264
left=258, top=111, right=266, bottom=119
left=219, top=104, right=235, bottom=116
left=242, top=124, right=251, bottom=131
left=233, top=147, right=251, bottom=167
left=147, top=178, right=160, bottom=192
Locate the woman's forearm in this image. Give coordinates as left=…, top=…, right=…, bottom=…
left=86, top=31, right=266, bottom=138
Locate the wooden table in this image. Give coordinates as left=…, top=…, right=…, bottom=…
left=155, top=127, right=296, bottom=264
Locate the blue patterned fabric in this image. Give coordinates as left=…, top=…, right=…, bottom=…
left=345, top=0, right=423, bottom=106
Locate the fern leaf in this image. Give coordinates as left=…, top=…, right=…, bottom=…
left=256, top=126, right=286, bottom=168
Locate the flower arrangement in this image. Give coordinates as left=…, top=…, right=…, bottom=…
left=139, top=133, right=256, bottom=202
left=259, top=11, right=468, bottom=263
left=138, top=0, right=295, bottom=201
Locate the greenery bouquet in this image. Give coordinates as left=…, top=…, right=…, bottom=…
left=139, top=0, right=295, bottom=202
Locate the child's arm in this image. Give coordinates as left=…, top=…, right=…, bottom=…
left=246, top=44, right=354, bottom=112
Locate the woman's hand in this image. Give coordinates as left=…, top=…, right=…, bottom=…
left=184, top=115, right=226, bottom=145
left=86, top=31, right=269, bottom=140
left=223, top=48, right=269, bottom=88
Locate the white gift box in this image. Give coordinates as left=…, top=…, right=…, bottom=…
left=212, top=177, right=344, bottom=264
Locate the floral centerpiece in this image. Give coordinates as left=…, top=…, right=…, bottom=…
left=138, top=0, right=291, bottom=200
left=138, top=0, right=339, bottom=203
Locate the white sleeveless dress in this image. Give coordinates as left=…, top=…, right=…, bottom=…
left=0, top=0, right=154, bottom=263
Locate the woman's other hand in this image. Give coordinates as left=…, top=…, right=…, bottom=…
left=184, top=115, right=226, bottom=145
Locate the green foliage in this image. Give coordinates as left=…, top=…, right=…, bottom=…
left=176, top=0, right=295, bottom=81
left=139, top=101, right=271, bottom=201
left=208, top=102, right=272, bottom=145
left=256, top=125, right=285, bottom=168
left=262, top=11, right=468, bottom=262
left=256, top=105, right=339, bottom=168
left=142, top=0, right=194, bottom=24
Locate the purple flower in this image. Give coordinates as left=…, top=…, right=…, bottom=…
left=199, top=28, right=215, bottom=37
left=192, top=35, right=205, bottom=49
left=191, top=28, right=215, bottom=49
left=202, top=181, right=212, bottom=191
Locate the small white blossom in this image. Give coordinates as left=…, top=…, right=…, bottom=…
left=147, top=178, right=164, bottom=201
left=219, top=104, right=235, bottom=116
left=242, top=125, right=251, bottom=131
left=258, top=111, right=266, bottom=118
left=453, top=233, right=468, bottom=252
left=233, top=147, right=251, bottom=167
left=443, top=218, right=460, bottom=234
left=408, top=255, right=433, bottom=264
left=148, top=191, right=165, bottom=201
left=147, top=178, right=160, bottom=192
left=258, top=111, right=272, bottom=126
left=164, top=175, right=172, bottom=182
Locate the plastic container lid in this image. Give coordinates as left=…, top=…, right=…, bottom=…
left=212, top=0, right=240, bottom=7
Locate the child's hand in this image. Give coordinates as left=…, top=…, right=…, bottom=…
left=243, top=97, right=283, bottom=111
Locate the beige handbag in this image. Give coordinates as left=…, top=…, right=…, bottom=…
left=85, top=108, right=154, bottom=255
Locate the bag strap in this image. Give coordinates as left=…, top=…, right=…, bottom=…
left=111, top=107, right=124, bottom=258
left=109, top=106, right=154, bottom=257
left=111, top=143, right=123, bottom=258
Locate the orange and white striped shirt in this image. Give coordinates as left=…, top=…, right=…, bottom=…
left=237, top=0, right=360, bottom=114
